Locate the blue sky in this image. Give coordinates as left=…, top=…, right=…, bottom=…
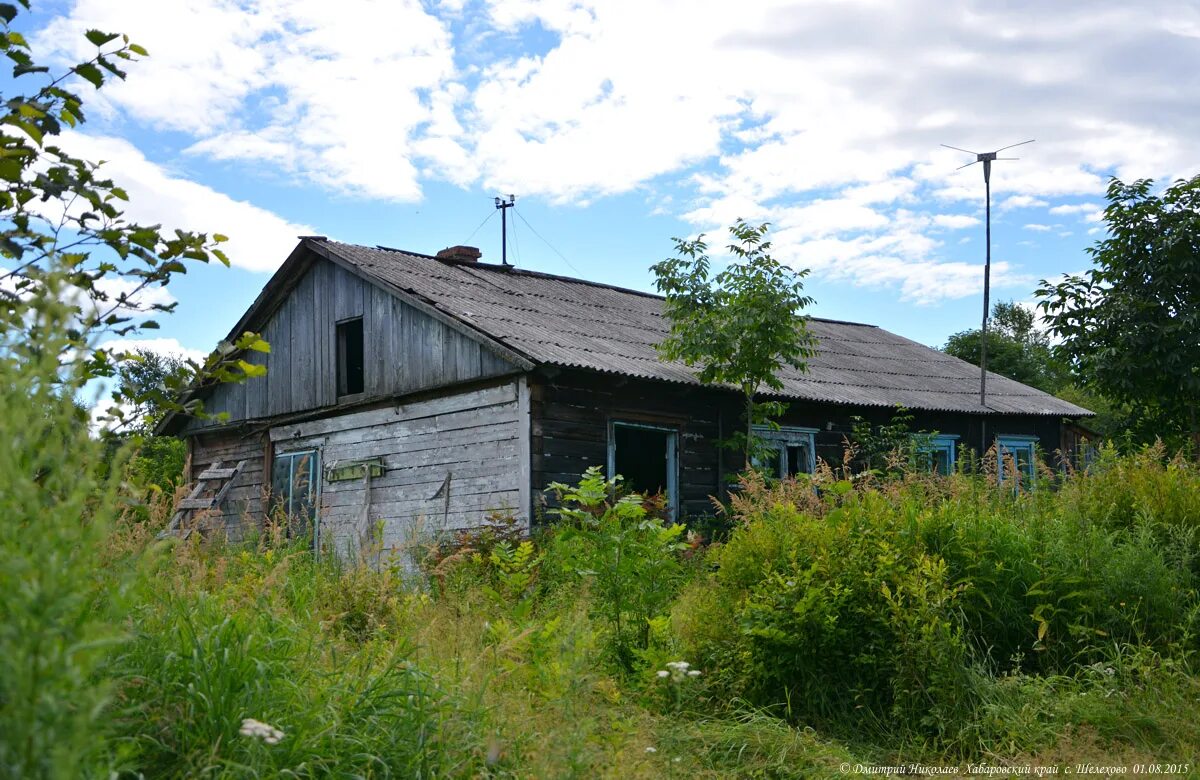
left=19, top=0, right=1200, bottom=367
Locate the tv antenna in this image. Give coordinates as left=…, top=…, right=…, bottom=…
left=940, top=139, right=1034, bottom=408
left=494, top=194, right=516, bottom=266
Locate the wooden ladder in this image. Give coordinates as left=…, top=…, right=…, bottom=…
left=161, top=459, right=247, bottom=538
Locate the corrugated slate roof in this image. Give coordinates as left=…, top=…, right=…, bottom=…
left=320, top=239, right=1091, bottom=417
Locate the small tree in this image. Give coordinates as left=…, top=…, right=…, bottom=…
left=1037, top=176, right=1200, bottom=451
left=110, top=349, right=191, bottom=492
left=0, top=3, right=265, bottom=427
left=651, top=219, right=817, bottom=468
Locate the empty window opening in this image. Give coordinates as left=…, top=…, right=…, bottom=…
left=608, top=421, right=678, bottom=516
left=337, top=317, right=364, bottom=396
left=751, top=426, right=817, bottom=478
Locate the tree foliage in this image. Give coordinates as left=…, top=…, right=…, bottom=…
left=943, top=300, right=1066, bottom=394
left=1037, top=176, right=1200, bottom=450
left=650, top=219, right=817, bottom=465
left=0, top=1, right=265, bottom=428
left=114, top=348, right=191, bottom=432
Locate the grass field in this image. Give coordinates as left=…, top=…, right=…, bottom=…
left=3, top=348, right=1199, bottom=778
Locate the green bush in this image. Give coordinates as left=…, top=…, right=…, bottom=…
left=675, top=465, right=1200, bottom=749
left=701, top=494, right=977, bottom=741
left=543, top=467, right=688, bottom=670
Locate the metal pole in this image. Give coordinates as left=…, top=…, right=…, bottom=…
left=495, top=195, right=515, bottom=266
left=981, top=159, right=991, bottom=409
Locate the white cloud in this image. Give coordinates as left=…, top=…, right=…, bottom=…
left=35, top=0, right=1200, bottom=302
left=999, top=195, right=1050, bottom=212
left=58, top=132, right=312, bottom=273
left=1048, top=202, right=1102, bottom=215
left=932, top=214, right=980, bottom=229
left=1024, top=223, right=1053, bottom=232
left=37, top=0, right=455, bottom=202
left=98, top=336, right=208, bottom=364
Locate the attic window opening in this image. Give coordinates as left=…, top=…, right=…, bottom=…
left=337, top=317, right=364, bottom=396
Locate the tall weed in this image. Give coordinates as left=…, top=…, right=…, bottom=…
left=0, top=322, right=134, bottom=778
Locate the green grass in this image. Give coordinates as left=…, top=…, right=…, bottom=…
left=3, top=364, right=1199, bottom=780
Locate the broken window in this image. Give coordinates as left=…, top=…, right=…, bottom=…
left=607, top=421, right=678, bottom=517
left=271, top=449, right=320, bottom=540
left=337, top=317, right=364, bottom=396
left=751, top=426, right=817, bottom=478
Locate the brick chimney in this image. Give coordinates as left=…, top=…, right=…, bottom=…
left=435, top=245, right=482, bottom=263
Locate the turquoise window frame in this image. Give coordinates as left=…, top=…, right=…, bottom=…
left=751, top=425, right=818, bottom=477
left=919, top=434, right=958, bottom=475
left=996, top=435, right=1038, bottom=484
left=606, top=420, right=679, bottom=520
left=271, top=448, right=322, bottom=550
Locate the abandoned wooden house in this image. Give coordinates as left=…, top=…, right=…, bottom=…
left=158, top=237, right=1092, bottom=553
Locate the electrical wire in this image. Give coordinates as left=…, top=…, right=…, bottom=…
left=513, top=207, right=583, bottom=275
left=461, top=209, right=496, bottom=246
left=509, top=206, right=522, bottom=267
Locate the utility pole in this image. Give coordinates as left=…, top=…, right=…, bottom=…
left=494, top=195, right=515, bottom=266
left=940, top=139, right=1034, bottom=407
left=981, top=153, right=993, bottom=408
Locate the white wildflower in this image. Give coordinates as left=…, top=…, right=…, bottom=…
left=662, top=660, right=700, bottom=682
left=240, top=718, right=285, bottom=745
left=657, top=670, right=670, bottom=678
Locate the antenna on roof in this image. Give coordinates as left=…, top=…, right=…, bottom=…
left=494, top=195, right=516, bottom=266
left=940, top=139, right=1034, bottom=408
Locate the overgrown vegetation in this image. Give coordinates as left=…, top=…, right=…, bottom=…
left=6, top=331, right=1200, bottom=777
left=4, top=4, right=1199, bottom=777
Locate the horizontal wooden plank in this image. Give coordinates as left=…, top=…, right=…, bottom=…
left=317, top=404, right=519, bottom=449
left=269, top=381, right=517, bottom=442
left=321, top=440, right=518, bottom=478
left=198, top=467, right=237, bottom=480
left=178, top=498, right=214, bottom=510
left=320, top=472, right=519, bottom=509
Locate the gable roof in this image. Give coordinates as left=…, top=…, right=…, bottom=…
left=310, top=239, right=1089, bottom=417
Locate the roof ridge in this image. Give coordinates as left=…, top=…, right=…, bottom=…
left=335, top=239, right=876, bottom=327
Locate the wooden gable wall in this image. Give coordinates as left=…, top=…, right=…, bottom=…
left=184, top=257, right=520, bottom=433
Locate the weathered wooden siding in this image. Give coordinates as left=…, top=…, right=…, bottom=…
left=531, top=369, right=727, bottom=520
left=271, top=379, right=527, bottom=557
left=186, top=429, right=268, bottom=539
left=185, top=379, right=530, bottom=554
left=530, top=368, right=1071, bottom=523
left=185, top=257, right=518, bottom=432
left=775, top=401, right=1066, bottom=469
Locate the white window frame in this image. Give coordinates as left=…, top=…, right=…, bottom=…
left=606, top=420, right=679, bottom=519
left=996, top=435, right=1038, bottom=484
left=751, top=425, right=818, bottom=477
